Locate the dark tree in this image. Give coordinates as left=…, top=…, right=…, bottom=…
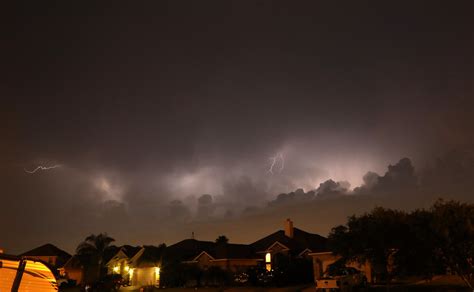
left=76, top=233, right=115, bottom=283
left=329, top=207, right=407, bottom=283
left=328, top=201, right=474, bottom=290
left=394, top=209, right=445, bottom=278
left=430, top=200, right=474, bottom=289
left=215, top=235, right=229, bottom=244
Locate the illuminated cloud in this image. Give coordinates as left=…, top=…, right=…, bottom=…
left=2, top=1, right=472, bottom=254
left=92, top=174, right=126, bottom=202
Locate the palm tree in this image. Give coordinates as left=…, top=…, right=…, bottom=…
left=76, top=233, right=115, bottom=281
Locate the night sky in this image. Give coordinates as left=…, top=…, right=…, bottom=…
left=2, top=1, right=473, bottom=254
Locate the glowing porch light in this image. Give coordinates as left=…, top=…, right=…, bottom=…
left=113, top=266, right=119, bottom=273
left=124, top=265, right=130, bottom=272
left=155, top=267, right=161, bottom=284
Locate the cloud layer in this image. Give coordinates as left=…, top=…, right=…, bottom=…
left=3, top=150, right=474, bottom=255
left=2, top=1, right=472, bottom=254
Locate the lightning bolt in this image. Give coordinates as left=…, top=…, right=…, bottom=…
left=279, top=153, right=285, bottom=171
left=268, top=153, right=284, bottom=174
left=268, top=157, right=277, bottom=174
left=24, top=165, right=62, bottom=174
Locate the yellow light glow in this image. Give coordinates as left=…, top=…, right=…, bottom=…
left=265, top=252, right=271, bottom=263
left=155, top=267, right=160, bottom=285
left=129, top=268, right=134, bottom=276
left=124, top=265, right=130, bottom=272
left=113, top=266, right=119, bottom=273
left=266, top=263, right=271, bottom=271
left=0, top=259, right=58, bottom=291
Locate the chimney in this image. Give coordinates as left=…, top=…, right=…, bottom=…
left=284, top=218, right=294, bottom=238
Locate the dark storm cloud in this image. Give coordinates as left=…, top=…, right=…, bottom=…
left=269, top=189, right=315, bottom=207
left=316, top=180, right=351, bottom=198
left=420, top=150, right=474, bottom=201
left=1, top=1, right=473, bottom=253
left=353, top=158, right=418, bottom=196
left=268, top=158, right=417, bottom=206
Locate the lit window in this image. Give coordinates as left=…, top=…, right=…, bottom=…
left=113, top=266, right=119, bottom=273
left=265, top=253, right=271, bottom=263
left=124, top=266, right=130, bottom=272
left=265, top=253, right=271, bottom=271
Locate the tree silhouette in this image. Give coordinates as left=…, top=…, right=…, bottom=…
left=76, top=233, right=115, bottom=282
left=328, top=200, right=474, bottom=289
left=215, top=235, right=229, bottom=244
left=329, top=207, right=406, bottom=283
left=431, top=200, right=474, bottom=289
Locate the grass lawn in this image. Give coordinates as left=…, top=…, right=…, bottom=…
left=64, top=276, right=472, bottom=292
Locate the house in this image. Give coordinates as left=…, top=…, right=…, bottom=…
left=164, top=238, right=215, bottom=265
left=106, top=245, right=165, bottom=287
left=128, top=245, right=165, bottom=287
left=60, top=246, right=121, bottom=285
left=59, top=255, right=84, bottom=284
left=179, top=241, right=261, bottom=272
left=106, top=245, right=141, bottom=282
left=162, top=238, right=261, bottom=287
left=176, top=219, right=327, bottom=273
left=20, top=243, right=71, bottom=273
left=251, top=218, right=327, bottom=271
left=100, top=219, right=367, bottom=289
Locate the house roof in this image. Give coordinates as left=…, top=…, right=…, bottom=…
left=165, top=239, right=260, bottom=262
left=106, top=245, right=142, bottom=266
left=211, top=243, right=258, bottom=260
left=166, top=226, right=327, bottom=263
left=106, top=249, right=128, bottom=267
left=101, top=246, right=121, bottom=264
left=164, top=239, right=215, bottom=263
left=120, top=245, right=141, bottom=258
left=129, top=245, right=166, bottom=268
left=251, top=228, right=327, bottom=254
left=20, top=243, right=71, bottom=259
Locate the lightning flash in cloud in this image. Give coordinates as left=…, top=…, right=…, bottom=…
left=24, top=165, right=62, bottom=174
left=268, top=153, right=285, bottom=174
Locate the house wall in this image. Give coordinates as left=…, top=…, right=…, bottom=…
left=195, top=253, right=213, bottom=270
left=64, top=268, right=83, bottom=284
left=194, top=252, right=260, bottom=272
left=132, top=267, right=158, bottom=287
left=107, top=258, right=128, bottom=275
left=211, top=259, right=260, bottom=272
left=107, top=258, right=133, bottom=285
